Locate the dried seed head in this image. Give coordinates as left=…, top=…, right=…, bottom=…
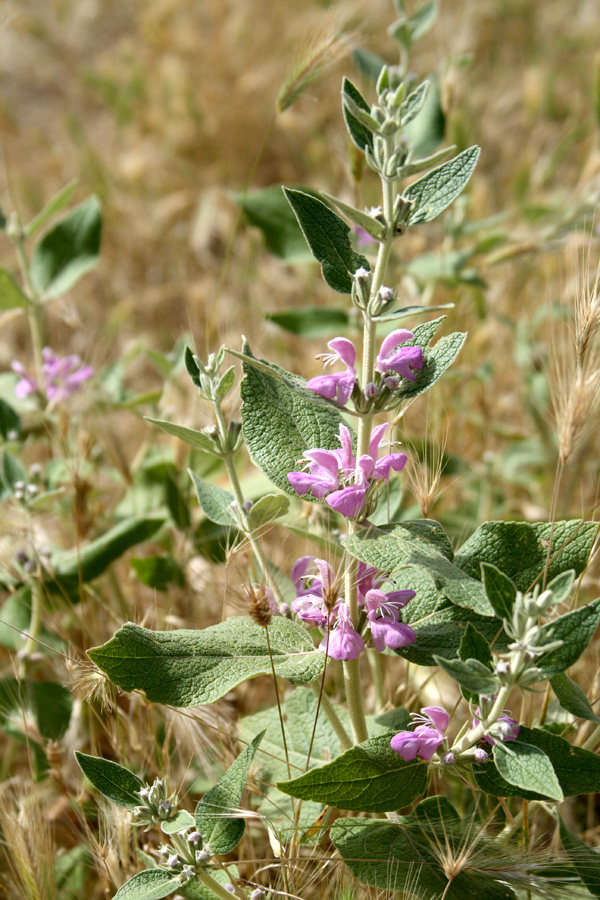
left=245, top=583, right=273, bottom=627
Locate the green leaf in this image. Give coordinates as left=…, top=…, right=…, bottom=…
left=145, top=418, right=221, bottom=455
left=236, top=185, right=317, bottom=262
left=0, top=268, right=32, bottom=309
left=538, top=598, right=600, bottom=678
left=1, top=449, right=27, bottom=493
left=266, top=306, right=349, bottom=338
left=0, top=398, right=21, bottom=440
left=51, top=516, right=165, bottom=594
left=342, top=77, right=374, bottom=153
left=196, top=731, right=264, bottom=854
left=399, top=80, right=430, bottom=126
left=30, top=195, right=102, bottom=298
left=189, top=471, right=237, bottom=526
left=546, top=568, right=576, bottom=605
left=320, top=192, right=385, bottom=241
left=331, top=818, right=447, bottom=896
left=25, top=179, right=78, bottom=239
left=74, top=751, right=144, bottom=809
left=277, top=732, right=427, bottom=812
left=214, top=366, right=235, bottom=403
left=331, top=813, right=516, bottom=899
left=351, top=47, right=386, bottom=83
left=0, top=588, right=62, bottom=651
left=434, top=656, right=498, bottom=695
left=480, top=563, right=517, bottom=619
left=455, top=520, right=598, bottom=591
left=89, top=617, right=325, bottom=706
left=550, top=673, right=600, bottom=723
left=343, top=522, right=494, bottom=617
left=475, top=726, right=600, bottom=800
left=160, top=810, right=195, bottom=834
left=240, top=340, right=348, bottom=497
left=403, top=146, right=480, bottom=225
left=390, top=318, right=466, bottom=403
left=239, top=688, right=352, bottom=838
left=282, top=188, right=369, bottom=293
left=29, top=681, right=73, bottom=740
left=560, top=817, right=600, bottom=898
left=404, top=74, right=445, bottom=158
left=179, top=869, right=239, bottom=900
left=113, top=870, right=182, bottom=900
left=458, top=622, right=493, bottom=668
left=131, top=555, right=185, bottom=592
left=492, top=741, right=563, bottom=801
left=247, top=493, right=290, bottom=529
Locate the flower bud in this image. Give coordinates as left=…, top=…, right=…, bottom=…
left=441, top=751, right=455, bottom=766
left=195, top=849, right=212, bottom=864
left=474, top=748, right=488, bottom=763
left=188, top=831, right=203, bottom=846
left=167, top=854, right=180, bottom=869
left=364, top=381, right=378, bottom=399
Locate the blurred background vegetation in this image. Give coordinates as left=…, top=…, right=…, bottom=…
left=0, top=0, right=599, bottom=897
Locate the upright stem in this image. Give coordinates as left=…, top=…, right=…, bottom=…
left=14, top=230, right=45, bottom=386
left=214, top=404, right=285, bottom=608
left=309, top=682, right=353, bottom=751
left=341, top=158, right=396, bottom=745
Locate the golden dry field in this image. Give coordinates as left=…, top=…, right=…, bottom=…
left=0, top=1, right=600, bottom=898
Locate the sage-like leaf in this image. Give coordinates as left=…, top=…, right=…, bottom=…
left=537, top=598, right=600, bottom=678
left=196, top=731, right=264, bottom=855
left=189, top=471, right=237, bottom=526
left=341, top=77, right=374, bottom=153
left=492, top=741, right=563, bottom=802
left=550, top=673, right=600, bottom=724
left=283, top=188, right=370, bottom=293
left=240, top=340, right=349, bottom=497
left=0, top=268, right=32, bottom=310
left=89, top=617, right=325, bottom=706
left=481, top=563, right=517, bottom=620
left=30, top=195, right=102, bottom=298
left=403, top=146, right=480, bottom=225
left=75, top=751, right=144, bottom=809
left=278, top=732, right=427, bottom=812
left=113, top=870, right=182, bottom=900
left=146, top=417, right=221, bottom=455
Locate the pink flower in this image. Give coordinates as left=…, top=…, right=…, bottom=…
left=291, top=557, right=338, bottom=627
left=319, top=602, right=365, bottom=661
left=11, top=348, right=93, bottom=405
left=376, top=330, right=423, bottom=382
left=287, top=423, right=408, bottom=520
left=306, top=338, right=357, bottom=407
left=11, top=362, right=39, bottom=399
left=390, top=707, right=449, bottom=761
left=364, top=587, right=416, bottom=652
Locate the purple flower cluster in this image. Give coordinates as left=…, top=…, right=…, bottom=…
left=305, top=330, right=423, bottom=410
left=390, top=706, right=450, bottom=761
left=291, top=556, right=415, bottom=662
left=12, top=348, right=93, bottom=405
left=287, top=423, right=407, bottom=519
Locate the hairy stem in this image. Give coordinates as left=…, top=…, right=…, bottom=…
left=309, top=682, right=353, bottom=751
left=214, top=403, right=285, bottom=608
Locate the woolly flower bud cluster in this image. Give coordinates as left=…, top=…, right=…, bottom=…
left=133, top=778, right=178, bottom=829
left=156, top=825, right=211, bottom=884
left=291, top=556, right=416, bottom=661
left=503, top=582, right=565, bottom=685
